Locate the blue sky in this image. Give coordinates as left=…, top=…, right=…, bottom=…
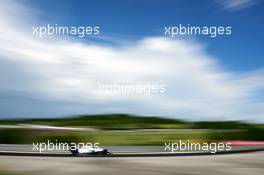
left=26, top=0, right=264, bottom=71
left=0, top=0, right=263, bottom=121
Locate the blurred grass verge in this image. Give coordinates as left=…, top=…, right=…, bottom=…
left=0, top=114, right=263, bottom=145
left=0, top=171, right=20, bottom=175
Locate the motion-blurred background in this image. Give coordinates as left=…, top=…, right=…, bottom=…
left=0, top=0, right=264, bottom=174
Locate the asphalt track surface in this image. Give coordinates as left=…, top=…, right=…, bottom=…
left=0, top=148, right=263, bottom=157
left=0, top=151, right=263, bottom=175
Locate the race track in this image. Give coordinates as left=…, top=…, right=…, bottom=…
left=0, top=151, right=263, bottom=175
left=0, top=148, right=263, bottom=157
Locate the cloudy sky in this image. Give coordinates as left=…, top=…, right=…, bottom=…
left=0, top=0, right=263, bottom=122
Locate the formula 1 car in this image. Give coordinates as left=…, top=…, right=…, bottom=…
left=69, top=145, right=112, bottom=155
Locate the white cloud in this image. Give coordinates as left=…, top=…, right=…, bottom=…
left=0, top=1, right=263, bottom=121
left=215, top=0, right=256, bottom=11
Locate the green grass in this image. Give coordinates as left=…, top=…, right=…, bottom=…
left=0, top=171, right=20, bottom=175
left=0, top=114, right=263, bottom=145
left=0, top=114, right=186, bottom=130
left=0, top=113, right=261, bottom=130
left=0, top=128, right=209, bottom=145
left=76, top=130, right=209, bottom=146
